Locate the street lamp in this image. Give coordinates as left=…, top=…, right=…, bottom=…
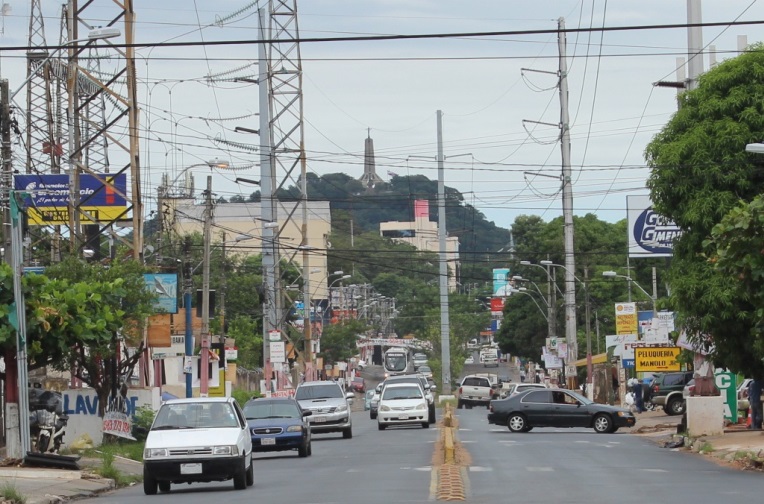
left=602, top=271, right=657, bottom=315
left=510, top=288, right=549, bottom=321
left=518, top=261, right=558, bottom=338
left=745, top=143, right=764, bottom=154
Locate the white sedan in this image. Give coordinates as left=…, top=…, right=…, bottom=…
left=377, top=383, right=430, bottom=430
left=464, top=356, right=474, bottom=365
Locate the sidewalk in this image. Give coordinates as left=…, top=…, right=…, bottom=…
left=0, top=449, right=142, bottom=504
left=632, top=409, right=764, bottom=471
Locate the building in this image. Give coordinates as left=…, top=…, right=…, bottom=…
left=379, top=200, right=459, bottom=292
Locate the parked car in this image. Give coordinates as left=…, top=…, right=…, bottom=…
left=651, top=371, right=694, bottom=415
left=464, top=356, right=474, bottom=365
left=378, top=374, right=436, bottom=424
left=488, top=388, right=636, bottom=433
left=242, top=398, right=312, bottom=457
left=377, top=383, right=430, bottom=430
left=350, top=376, right=366, bottom=393
left=142, top=397, right=253, bottom=495
left=295, top=380, right=354, bottom=439
left=682, top=379, right=696, bottom=399
left=369, top=388, right=381, bottom=419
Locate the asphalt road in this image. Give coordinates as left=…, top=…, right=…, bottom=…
left=92, top=409, right=439, bottom=504
left=455, top=406, right=764, bottom=503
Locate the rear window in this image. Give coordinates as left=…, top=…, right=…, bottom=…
left=663, top=374, right=685, bottom=387
left=295, top=383, right=343, bottom=400
left=463, top=377, right=490, bottom=387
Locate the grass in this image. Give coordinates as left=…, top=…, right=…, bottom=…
left=83, top=439, right=145, bottom=462
left=699, top=442, right=715, bottom=454
left=438, top=397, right=458, bottom=408
left=1, top=482, right=27, bottom=504
left=90, top=450, right=142, bottom=487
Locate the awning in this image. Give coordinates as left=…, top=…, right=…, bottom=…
left=574, top=353, right=608, bottom=367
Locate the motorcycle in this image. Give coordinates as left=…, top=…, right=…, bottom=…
left=30, top=408, right=69, bottom=454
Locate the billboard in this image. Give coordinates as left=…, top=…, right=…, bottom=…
left=615, top=302, right=638, bottom=335
left=14, top=174, right=128, bottom=225
left=627, top=195, right=681, bottom=258
left=144, top=274, right=179, bottom=314
left=492, top=268, right=511, bottom=296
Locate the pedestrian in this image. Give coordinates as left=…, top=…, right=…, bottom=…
left=632, top=378, right=644, bottom=413
left=748, top=378, right=763, bottom=429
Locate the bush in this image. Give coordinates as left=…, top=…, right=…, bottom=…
left=0, top=483, right=26, bottom=504
left=232, top=388, right=261, bottom=407
left=132, top=405, right=156, bottom=440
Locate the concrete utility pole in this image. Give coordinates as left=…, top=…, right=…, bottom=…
left=200, top=176, right=213, bottom=396
left=558, top=17, right=578, bottom=388
left=184, top=236, right=193, bottom=398
left=436, top=110, right=452, bottom=395
left=259, top=7, right=277, bottom=393
left=686, top=0, right=704, bottom=91
left=1, top=80, right=12, bottom=264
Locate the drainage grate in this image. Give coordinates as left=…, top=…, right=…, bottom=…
left=436, top=464, right=465, bottom=501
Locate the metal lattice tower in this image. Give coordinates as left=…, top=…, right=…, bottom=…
left=65, top=0, right=142, bottom=259
left=25, top=0, right=59, bottom=174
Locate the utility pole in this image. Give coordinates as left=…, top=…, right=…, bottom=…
left=1, top=80, right=12, bottom=264
left=585, top=267, right=593, bottom=389
left=200, top=176, right=213, bottom=396
left=558, top=17, right=577, bottom=388
left=259, top=7, right=277, bottom=393
left=686, top=0, right=704, bottom=91
left=183, top=236, right=193, bottom=398
left=436, top=110, right=452, bottom=395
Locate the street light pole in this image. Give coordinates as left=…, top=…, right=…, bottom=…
left=602, top=271, right=657, bottom=315
left=200, top=176, right=213, bottom=396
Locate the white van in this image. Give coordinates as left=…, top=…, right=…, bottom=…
left=480, top=347, right=499, bottom=368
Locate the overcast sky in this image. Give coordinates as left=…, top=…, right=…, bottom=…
left=1, top=0, right=762, bottom=229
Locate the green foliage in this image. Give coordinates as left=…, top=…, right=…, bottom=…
left=646, top=44, right=764, bottom=378
left=132, top=406, right=156, bottom=439
left=318, top=319, right=370, bottom=364
left=227, top=315, right=262, bottom=369
left=232, top=388, right=261, bottom=407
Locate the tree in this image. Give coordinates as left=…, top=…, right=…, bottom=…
left=318, top=319, right=370, bottom=364
left=645, top=44, right=764, bottom=378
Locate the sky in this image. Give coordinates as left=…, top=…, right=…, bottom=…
left=1, top=0, right=763, bottom=231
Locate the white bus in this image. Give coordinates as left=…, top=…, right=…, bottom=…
left=383, top=347, right=409, bottom=377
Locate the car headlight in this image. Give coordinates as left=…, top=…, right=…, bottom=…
left=144, top=448, right=168, bottom=459
left=286, top=425, right=303, bottom=432
left=213, top=445, right=238, bottom=456
left=617, top=411, right=632, bottom=417
left=380, top=405, right=391, bottom=411
left=336, top=403, right=348, bottom=412
left=415, top=402, right=426, bottom=411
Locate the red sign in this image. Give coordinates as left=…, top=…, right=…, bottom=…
left=490, top=298, right=505, bottom=312
left=267, top=389, right=296, bottom=398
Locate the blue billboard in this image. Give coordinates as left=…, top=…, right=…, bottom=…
left=492, top=268, right=511, bottom=296
left=144, top=274, right=179, bottom=314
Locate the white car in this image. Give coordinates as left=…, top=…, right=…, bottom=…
left=417, top=365, right=433, bottom=379
left=377, top=383, right=430, bottom=430
left=413, top=353, right=428, bottom=370
left=464, top=356, right=474, bottom=365
left=143, top=397, right=253, bottom=495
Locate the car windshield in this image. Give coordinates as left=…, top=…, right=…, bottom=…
left=152, top=402, right=239, bottom=430
left=383, top=386, right=423, bottom=400
left=295, top=384, right=343, bottom=400
left=243, top=401, right=300, bottom=420
left=419, top=366, right=431, bottom=372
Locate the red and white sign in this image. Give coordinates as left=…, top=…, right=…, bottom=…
left=103, top=411, right=134, bottom=440
left=266, top=389, right=296, bottom=398
left=490, top=298, right=504, bottom=314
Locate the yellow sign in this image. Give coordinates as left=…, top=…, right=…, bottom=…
left=615, top=302, right=638, bottom=335
left=27, top=206, right=127, bottom=225
left=635, top=347, right=681, bottom=372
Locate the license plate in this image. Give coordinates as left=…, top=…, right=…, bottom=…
left=313, top=416, right=326, bottom=423
left=261, top=437, right=276, bottom=446
left=180, top=463, right=202, bottom=475
left=399, top=415, right=409, bottom=420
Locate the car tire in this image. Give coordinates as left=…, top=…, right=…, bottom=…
left=429, top=405, right=436, bottom=424
left=593, top=414, right=613, bottom=433
left=143, top=468, right=158, bottom=495
left=507, top=414, right=527, bottom=433
left=246, top=456, right=254, bottom=486
left=307, top=442, right=312, bottom=456
left=158, top=481, right=171, bottom=493
left=422, top=422, right=429, bottom=428
left=457, top=400, right=464, bottom=409
left=666, top=396, right=685, bottom=416
left=233, top=456, right=247, bottom=490
left=370, top=411, right=377, bottom=420
left=298, top=441, right=309, bottom=457
left=378, top=422, right=386, bottom=430
left=343, top=426, right=353, bottom=439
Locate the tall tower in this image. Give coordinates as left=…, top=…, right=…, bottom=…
left=359, top=129, right=383, bottom=188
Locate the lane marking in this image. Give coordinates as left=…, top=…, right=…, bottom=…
left=642, top=468, right=668, bottom=472
left=527, top=467, right=554, bottom=472
left=469, top=466, right=493, bottom=472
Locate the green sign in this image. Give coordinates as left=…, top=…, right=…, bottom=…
left=714, top=372, right=737, bottom=424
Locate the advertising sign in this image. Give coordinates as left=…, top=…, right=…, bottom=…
left=144, top=273, right=178, bottom=314
left=492, top=268, right=511, bottom=296
left=14, top=173, right=128, bottom=225
left=627, top=195, right=682, bottom=258
left=615, top=303, right=638, bottom=335
left=634, top=347, right=681, bottom=372
left=490, top=297, right=505, bottom=314
left=605, top=334, right=639, bottom=357
left=714, top=372, right=737, bottom=423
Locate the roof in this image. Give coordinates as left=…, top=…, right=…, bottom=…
left=163, top=397, right=234, bottom=405
left=573, top=353, right=608, bottom=367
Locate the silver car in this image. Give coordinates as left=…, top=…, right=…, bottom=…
left=295, top=381, right=354, bottom=439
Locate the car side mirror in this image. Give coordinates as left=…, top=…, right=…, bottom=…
left=430, top=385, right=437, bottom=391
left=346, top=392, right=355, bottom=401
left=376, top=385, right=382, bottom=393
left=302, top=410, right=312, bottom=417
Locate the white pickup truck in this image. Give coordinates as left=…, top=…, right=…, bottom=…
left=456, top=375, right=496, bottom=409
left=479, top=348, right=499, bottom=367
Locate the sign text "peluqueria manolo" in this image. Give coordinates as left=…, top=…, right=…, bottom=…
left=639, top=349, right=676, bottom=366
